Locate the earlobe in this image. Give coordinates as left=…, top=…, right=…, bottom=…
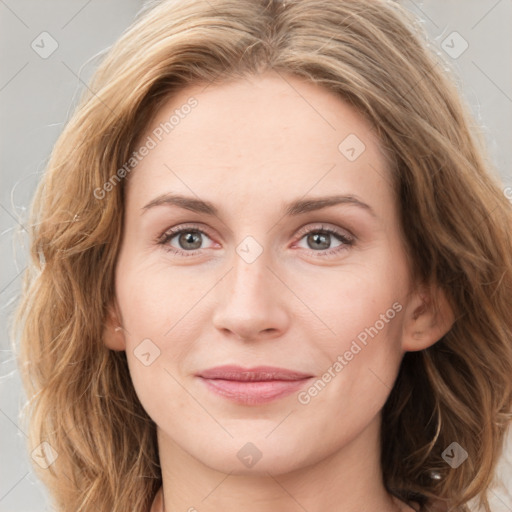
left=103, top=301, right=127, bottom=351
left=401, top=284, right=455, bottom=352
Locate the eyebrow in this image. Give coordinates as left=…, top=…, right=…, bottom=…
left=141, top=193, right=376, bottom=218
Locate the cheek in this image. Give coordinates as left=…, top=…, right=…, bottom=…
left=295, top=293, right=405, bottom=446
left=305, top=259, right=406, bottom=354
left=113, top=257, right=189, bottom=405
left=298, top=253, right=407, bottom=406
left=322, top=297, right=404, bottom=400
left=115, top=253, right=201, bottom=339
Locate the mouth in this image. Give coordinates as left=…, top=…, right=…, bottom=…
left=196, top=365, right=314, bottom=405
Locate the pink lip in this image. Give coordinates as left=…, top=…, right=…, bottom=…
left=196, top=365, right=313, bottom=405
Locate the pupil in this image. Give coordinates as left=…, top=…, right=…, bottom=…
left=180, top=231, right=201, bottom=249
left=309, top=233, right=329, bottom=250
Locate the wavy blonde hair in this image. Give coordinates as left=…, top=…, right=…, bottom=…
left=14, top=0, right=512, bottom=511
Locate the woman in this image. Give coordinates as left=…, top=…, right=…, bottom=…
left=14, top=0, right=512, bottom=511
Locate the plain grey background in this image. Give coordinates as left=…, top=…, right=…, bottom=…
left=1, top=1, right=511, bottom=511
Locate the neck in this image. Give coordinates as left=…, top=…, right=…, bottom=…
left=156, top=414, right=405, bottom=512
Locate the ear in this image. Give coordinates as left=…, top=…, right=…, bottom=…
left=103, top=299, right=126, bottom=351
left=401, top=282, right=455, bottom=352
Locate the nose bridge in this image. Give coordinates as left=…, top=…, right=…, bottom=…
left=211, top=234, right=289, bottom=340
left=229, top=236, right=273, bottom=306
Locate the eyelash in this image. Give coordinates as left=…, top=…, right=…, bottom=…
left=157, top=223, right=355, bottom=258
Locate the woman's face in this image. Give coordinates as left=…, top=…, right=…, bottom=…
left=110, top=71, right=417, bottom=475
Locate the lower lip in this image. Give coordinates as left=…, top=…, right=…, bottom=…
left=199, top=377, right=312, bottom=405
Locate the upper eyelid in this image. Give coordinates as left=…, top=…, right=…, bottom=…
left=295, top=223, right=354, bottom=239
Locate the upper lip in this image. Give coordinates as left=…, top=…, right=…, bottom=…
left=197, top=365, right=313, bottom=382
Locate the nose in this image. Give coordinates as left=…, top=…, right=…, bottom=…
left=212, top=246, right=290, bottom=342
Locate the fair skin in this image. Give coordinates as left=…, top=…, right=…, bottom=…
left=104, top=70, right=454, bottom=512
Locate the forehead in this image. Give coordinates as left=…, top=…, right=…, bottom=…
left=128, top=71, right=394, bottom=214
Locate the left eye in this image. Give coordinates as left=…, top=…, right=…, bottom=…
left=295, top=227, right=354, bottom=253
left=298, top=231, right=342, bottom=250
